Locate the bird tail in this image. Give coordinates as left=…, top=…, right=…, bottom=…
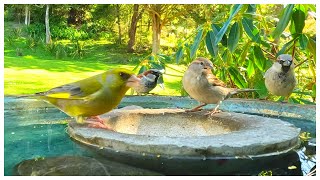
left=15, top=92, right=45, bottom=99
left=229, top=88, right=258, bottom=96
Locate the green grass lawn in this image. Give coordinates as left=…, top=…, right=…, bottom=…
left=4, top=56, right=186, bottom=96
left=4, top=22, right=186, bottom=96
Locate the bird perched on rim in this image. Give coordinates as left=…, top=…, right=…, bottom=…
left=264, top=54, right=297, bottom=99
left=182, top=57, right=256, bottom=115
left=132, top=69, right=164, bottom=95
left=21, top=68, right=141, bottom=130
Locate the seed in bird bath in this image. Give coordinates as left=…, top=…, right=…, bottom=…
left=157, top=154, right=161, bottom=158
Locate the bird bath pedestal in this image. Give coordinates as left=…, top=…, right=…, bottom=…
left=68, top=107, right=302, bottom=175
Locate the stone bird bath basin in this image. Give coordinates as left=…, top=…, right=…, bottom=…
left=68, top=106, right=302, bottom=175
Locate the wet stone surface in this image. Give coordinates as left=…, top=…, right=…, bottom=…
left=68, top=107, right=301, bottom=157
left=14, top=155, right=161, bottom=176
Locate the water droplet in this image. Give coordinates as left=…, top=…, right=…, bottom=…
left=11, top=132, right=15, bottom=135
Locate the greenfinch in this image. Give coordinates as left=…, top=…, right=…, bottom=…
left=26, top=68, right=140, bottom=129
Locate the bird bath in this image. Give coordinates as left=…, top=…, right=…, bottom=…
left=67, top=107, right=301, bottom=175
left=4, top=96, right=316, bottom=175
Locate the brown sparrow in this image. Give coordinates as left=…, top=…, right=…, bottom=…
left=182, top=57, right=256, bottom=115
left=132, top=69, right=164, bottom=95
left=264, top=54, right=296, bottom=98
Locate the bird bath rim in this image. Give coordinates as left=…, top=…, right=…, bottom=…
left=67, top=108, right=301, bottom=157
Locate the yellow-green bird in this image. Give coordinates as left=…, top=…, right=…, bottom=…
left=26, top=68, right=140, bottom=130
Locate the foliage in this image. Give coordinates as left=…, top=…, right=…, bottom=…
left=3, top=4, right=316, bottom=104
left=173, top=4, right=316, bottom=103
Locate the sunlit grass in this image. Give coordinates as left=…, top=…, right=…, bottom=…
left=4, top=56, right=185, bottom=96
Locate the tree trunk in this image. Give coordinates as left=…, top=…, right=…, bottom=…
left=127, top=4, right=144, bottom=53
left=151, top=5, right=161, bottom=54
left=28, top=9, right=30, bottom=26
left=116, top=5, right=122, bottom=45
left=45, top=4, right=51, bottom=44
left=24, top=5, right=28, bottom=25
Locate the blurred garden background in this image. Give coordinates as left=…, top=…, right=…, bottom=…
left=3, top=4, right=316, bottom=104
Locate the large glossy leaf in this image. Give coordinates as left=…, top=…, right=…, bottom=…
left=247, top=59, right=255, bottom=78
left=238, top=41, right=252, bottom=65
left=272, top=4, right=294, bottom=39
left=190, top=28, right=203, bottom=59
left=175, top=47, right=184, bottom=64
left=299, top=34, right=309, bottom=50
left=205, top=30, right=218, bottom=58
left=228, top=66, right=247, bottom=88
left=253, top=46, right=266, bottom=71
left=242, top=17, right=261, bottom=42
left=229, top=4, right=243, bottom=19
left=277, top=38, right=295, bottom=56
left=214, top=4, right=243, bottom=45
left=307, top=37, right=316, bottom=59
left=227, top=22, right=240, bottom=53
left=138, top=65, right=148, bottom=74
left=292, top=5, right=306, bottom=34
left=254, top=79, right=268, bottom=98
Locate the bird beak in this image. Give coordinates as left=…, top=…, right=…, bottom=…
left=282, top=59, right=292, bottom=66
left=204, top=64, right=213, bottom=70
left=126, top=75, right=141, bottom=88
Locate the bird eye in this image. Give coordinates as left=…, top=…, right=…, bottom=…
left=119, top=72, right=123, bottom=76
left=200, top=62, right=204, bottom=65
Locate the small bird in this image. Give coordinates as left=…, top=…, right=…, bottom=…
left=133, top=69, right=164, bottom=95
left=264, top=54, right=297, bottom=99
left=182, top=57, right=256, bottom=115
left=22, top=68, right=141, bottom=130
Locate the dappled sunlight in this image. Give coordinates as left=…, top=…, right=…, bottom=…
left=24, top=55, right=34, bottom=59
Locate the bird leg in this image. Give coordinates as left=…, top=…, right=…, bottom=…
left=206, top=101, right=222, bottom=115
left=186, top=103, right=207, bottom=112
left=85, top=116, right=113, bottom=130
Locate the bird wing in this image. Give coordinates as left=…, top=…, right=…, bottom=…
left=205, top=71, right=227, bottom=87
left=37, top=74, right=104, bottom=100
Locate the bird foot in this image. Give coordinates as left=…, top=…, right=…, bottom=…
left=205, top=109, right=222, bottom=116
left=86, top=121, right=114, bottom=130
left=85, top=116, right=113, bottom=130
left=87, top=116, right=105, bottom=124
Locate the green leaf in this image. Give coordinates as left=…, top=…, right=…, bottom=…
left=253, top=46, right=266, bottom=71
left=138, top=65, right=148, bottom=74
left=175, top=47, right=184, bottom=64
left=214, top=5, right=243, bottom=45
left=272, top=4, right=294, bottom=39
left=299, top=34, right=309, bottom=50
left=277, top=38, right=295, bottom=56
left=296, top=98, right=315, bottom=105
left=238, top=41, right=252, bottom=65
left=242, top=17, right=261, bottom=42
left=307, top=37, right=316, bottom=59
left=228, top=67, right=248, bottom=88
left=254, top=79, right=268, bottom=99
left=205, top=30, right=218, bottom=58
left=247, top=59, right=255, bottom=78
left=190, top=28, right=203, bottom=59
left=227, top=22, right=240, bottom=53
left=312, top=84, right=316, bottom=98
left=150, top=61, right=165, bottom=71
left=292, top=5, right=306, bottom=35
left=229, top=4, right=243, bottom=19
